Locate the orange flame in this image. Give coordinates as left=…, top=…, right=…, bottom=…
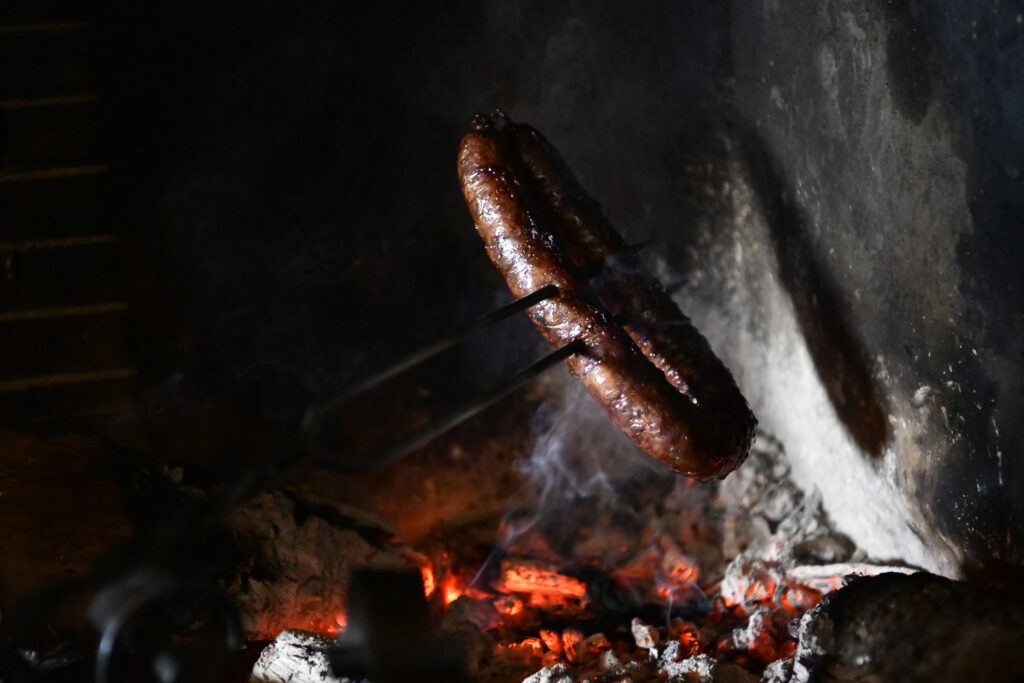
left=329, top=613, right=347, bottom=636
left=421, top=565, right=436, bottom=598
left=539, top=629, right=563, bottom=654
left=494, top=595, right=525, bottom=616
left=441, top=573, right=464, bottom=606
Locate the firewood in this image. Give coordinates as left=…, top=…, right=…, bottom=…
left=791, top=573, right=1024, bottom=682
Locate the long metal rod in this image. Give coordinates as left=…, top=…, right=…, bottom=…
left=342, top=284, right=555, bottom=401
left=302, top=284, right=558, bottom=439
left=317, top=339, right=583, bottom=473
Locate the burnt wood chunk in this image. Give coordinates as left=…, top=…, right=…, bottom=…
left=792, top=572, right=1024, bottom=682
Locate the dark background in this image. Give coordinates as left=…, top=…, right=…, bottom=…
left=108, top=1, right=732, bottom=463
left=93, top=1, right=1024, bottom=578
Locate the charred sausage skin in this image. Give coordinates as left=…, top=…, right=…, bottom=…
left=457, top=114, right=753, bottom=479
left=510, top=121, right=756, bottom=472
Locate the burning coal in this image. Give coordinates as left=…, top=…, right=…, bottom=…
left=242, top=377, right=917, bottom=683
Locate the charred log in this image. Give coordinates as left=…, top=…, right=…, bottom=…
left=790, top=572, right=1024, bottom=682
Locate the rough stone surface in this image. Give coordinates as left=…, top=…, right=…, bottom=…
left=787, top=573, right=1024, bottom=682
left=225, top=491, right=412, bottom=638
left=727, top=0, right=1023, bottom=579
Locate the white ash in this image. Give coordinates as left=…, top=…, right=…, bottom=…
left=599, top=649, right=621, bottom=671
left=762, top=658, right=792, bottom=683
left=523, top=660, right=652, bottom=683
left=656, top=646, right=759, bottom=683
left=788, top=605, right=835, bottom=683
left=631, top=617, right=659, bottom=657
left=723, top=607, right=771, bottom=653
left=658, top=646, right=715, bottom=681
left=784, top=562, right=918, bottom=593
left=719, top=437, right=856, bottom=566
left=249, top=629, right=363, bottom=683
left=720, top=559, right=787, bottom=609
left=519, top=642, right=753, bottom=683
left=718, top=439, right=920, bottom=612
left=522, top=663, right=574, bottom=683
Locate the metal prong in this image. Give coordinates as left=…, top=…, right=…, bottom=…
left=317, top=339, right=584, bottom=473
left=302, top=285, right=558, bottom=440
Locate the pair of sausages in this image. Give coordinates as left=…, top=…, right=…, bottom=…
left=457, top=113, right=755, bottom=480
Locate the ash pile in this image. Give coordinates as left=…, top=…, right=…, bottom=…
left=438, top=436, right=919, bottom=682
left=246, top=435, right=1024, bottom=683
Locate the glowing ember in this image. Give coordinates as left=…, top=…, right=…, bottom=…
left=495, top=558, right=587, bottom=598
left=721, top=560, right=781, bottom=608
left=581, top=633, right=610, bottom=656
left=539, top=629, right=563, bottom=655
left=421, top=565, right=436, bottom=598
left=561, top=628, right=584, bottom=664
left=781, top=584, right=822, bottom=611
left=671, top=619, right=701, bottom=657
left=664, top=549, right=700, bottom=584
left=494, top=594, right=525, bottom=616
left=502, top=638, right=543, bottom=655
left=239, top=433, right=905, bottom=682
left=492, top=638, right=545, bottom=668
left=441, top=573, right=464, bottom=606
left=464, top=586, right=491, bottom=600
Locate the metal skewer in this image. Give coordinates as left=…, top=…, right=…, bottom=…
left=319, top=285, right=557, bottom=404
left=302, top=285, right=581, bottom=472
left=316, top=339, right=583, bottom=473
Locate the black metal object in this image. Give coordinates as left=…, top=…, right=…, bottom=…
left=302, top=283, right=575, bottom=472
left=306, top=283, right=558, bottom=416
left=314, top=338, right=583, bottom=473
left=89, top=570, right=241, bottom=683
left=330, top=569, right=469, bottom=683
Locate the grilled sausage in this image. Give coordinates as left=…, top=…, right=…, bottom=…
left=509, top=120, right=756, bottom=468
left=457, top=113, right=752, bottom=479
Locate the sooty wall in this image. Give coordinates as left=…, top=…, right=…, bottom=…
left=111, top=1, right=1022, bottom=580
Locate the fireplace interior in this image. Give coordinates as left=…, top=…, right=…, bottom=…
left=1, top=1, right=1023, bottom=682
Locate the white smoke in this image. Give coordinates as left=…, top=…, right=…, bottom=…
left=497, top=369, right=669, bottom=552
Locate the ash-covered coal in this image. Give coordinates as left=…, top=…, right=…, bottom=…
left=250, top=629, right=353, bottom=683
left=428, top=432, right=921, bottom=682
left=784, top=573, right=1024, bottom=683
left=233, top=413, right=934, bottom=683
